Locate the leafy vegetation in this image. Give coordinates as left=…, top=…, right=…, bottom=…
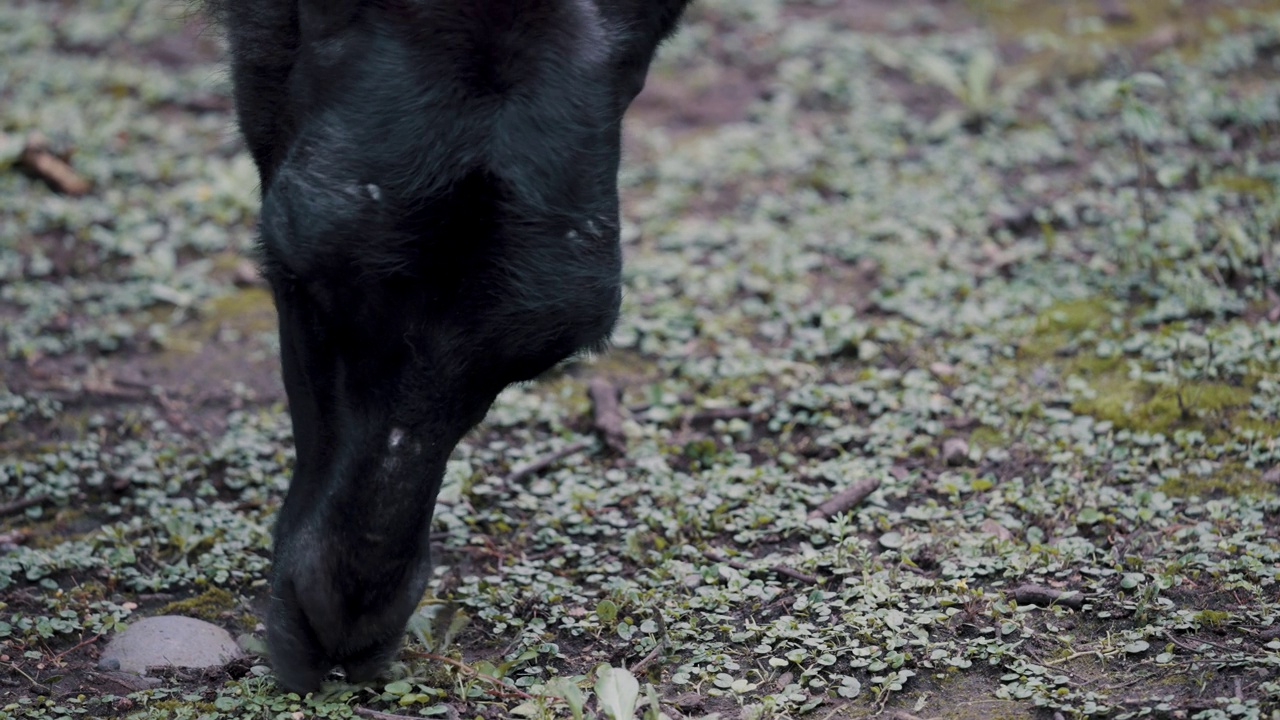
left=2, top=0, right=1279, bottom=718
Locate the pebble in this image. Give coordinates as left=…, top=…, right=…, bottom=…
left=942, top=437, right=970, bottom=465
left=98, top=616, right=243, bottom=675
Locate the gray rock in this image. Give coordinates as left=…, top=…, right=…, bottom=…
left=98, top=616, right=243, bottom=675
left=942, top=437, right=970, bottom=465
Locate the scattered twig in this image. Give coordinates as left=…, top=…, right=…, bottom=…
left=4, top=659, right=50, bottom=693
left=1012, top=584, right=1085, bottom=610
left=355, top=708, right=425, bottom=720
left=19, top=133, right=91, bottom=195
left=1096, top=671, right=1161, bottom=693
left=50, top=633, right=102, bottom=663
left=504, top=439, right=592, bottom=486
left=27, top=380, right=147, bottom=403
left=1163, top=630, right=1236, bottom=655
left=808, top=477, right=881, bottom=520
left=1043, top=648, right=1117, bottom=667
left=703, top=549, right=819, bottom=585
left=588, top=378, right=627, bottom=454
left=629, top=612, right=668, bottom=676
left=0, top=494, right=50, bottom=518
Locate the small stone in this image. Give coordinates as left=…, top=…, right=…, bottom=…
left=929, top=362, right=955, bottom=378
left=942, top=437, right=969, bottom=465
left=681, top=574, right=703, bottom=589
left=671, top=692, right=704, bottom=710
left=1263, top=466, right=1280, bottom=485
left=233, top=260, right=262, bottom=287
left=99, top=616, right=242, bottom=675
left=980, top=519, right=1013, bottom=542
left=1139, top=25, right=1180, bottom=54
left=1098, top=0, right=1135, bottom=24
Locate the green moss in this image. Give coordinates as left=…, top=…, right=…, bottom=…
left=1212, top=175, right=1276, bottom=198
left=1035, top=298, right=1113, bottom=336
left=1195, top=609, right=1232, bottom=627
left=1071, top=368, right=1253, bottom=435
left=200, top=287, right=276, bottom=335
left=968, top=0, right=1280, bottom=77
left=158, top=587, right=237, bottom=622
left=1018, top=298, right=1121, bottom=366
left=20, top=508, right=94, bottom=550
left=158, top=287, right=277, bottom=355
left=968, top=425, right=1007, bottom=449
left=1160, top=464, right=1269, bottom=499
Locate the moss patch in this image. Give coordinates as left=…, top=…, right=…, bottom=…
left=969, top=0, right=1280, bottom=76
left=1071, top=371, right=1254, bottom=435
left=1160, top=464, right=1270, bottom=499
left=1034, top=298, right=1114, bottom=336
left=158, top=587, right=238, bottom=623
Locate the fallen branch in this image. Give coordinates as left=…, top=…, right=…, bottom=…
left=504, top=439, right=592, bottom=486
left=1012, top=584, right=1085, bottom=611
left=1043, top=648, right=1118, bottom=667
left=808, top=477, right=881, bottom=520
left=588, top=378, right=627, bottom=454
left=19, top=133, right=91, bottom=195
left=703, top=549, right=819, bottom=585
left=0, top=494, right=50, bottom=518
left=27, top=380, right=147, bottom=403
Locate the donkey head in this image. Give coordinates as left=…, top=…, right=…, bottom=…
left=219, top=0, right=690, bottom=692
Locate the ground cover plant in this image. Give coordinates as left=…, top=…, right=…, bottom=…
left=1, top=0, right=1278, bottom=718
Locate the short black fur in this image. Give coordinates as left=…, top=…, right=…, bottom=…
left=205, top=0, right=691, bottom=692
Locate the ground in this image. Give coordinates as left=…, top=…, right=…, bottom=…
left=1, top=0, right=1279, bottom=718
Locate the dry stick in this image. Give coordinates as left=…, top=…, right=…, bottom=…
left=504, top=439, right=592, bottom=486
left=5, top=660, right=50, bottom=693
left=0, top=494, right=50, bottom=518
left=51, top=633, right=102, bottom=663
left=629, top=612, right=668, bottom=676
left=20, top=134, right=91, bottom=195
left=807, top=477, right=881, bottom=520
left=1012, top=584, right=1085, bottom=611
left=703, top=549, right=819, bottom=585
left=588, top=378, right=627, bottom=454
left=355, top=708, right=425, bottom=720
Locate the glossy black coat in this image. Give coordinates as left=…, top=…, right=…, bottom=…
left=207, top=0, right=691, bottom=692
